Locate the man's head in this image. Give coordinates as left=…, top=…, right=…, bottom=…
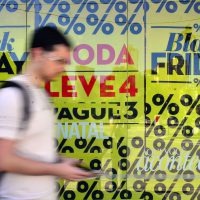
left=31, top=26, right=72, bottom=51
left=29, top=26, right=72, bottom=81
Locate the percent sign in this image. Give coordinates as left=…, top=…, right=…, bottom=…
left=56, top=138, right=75, bottom=153
left=33, top=0, right=99, bottom=35
left=75, top=138, right=102, bottom=153
left=193, top=23, right=200, bottom=32
left=103, top=137, right=131, bottom=157
left=20, top=0, right=42, bottom=12
left=0, top=0, right=19, bottom=12
left=117, top=136, right=144, bottom=176
left=30, top=0, right=145, bottom=35
left=91, top=0, right=117, bottom=35
left=76, top=159, right=111, bottom=199
left=57, top=180, right=76, bottom=200
left=105, top=181, right=132, bottom=199
left=194, top=78, right=200, bottom=86
left=179, top=0, right=200, bottom=14
left=115, top=13, right=142, bottom=35
left=144, top=97, right=200, bottom=184
left=117, top=137, right=130, bottom=157
left=146, top=94, right=200, bottom=137
left=1, top=0, right=42, bottom=13
left=151, top=0, right=178, bottom=13
left=90, top=0, right=146, bottom=35
left=77, top=181, right=103, bottom=199
left=33, top=0, right=73, bottom=29
left=160, top=139, right=200, bottom=200
left=63, top=0, right=98, bottom=35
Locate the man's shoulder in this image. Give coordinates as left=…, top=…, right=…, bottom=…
left=0, top=75, right=32, bottom=109
left=1, top=75, right=25, bottom=95
left=10, top=74, right=29, bottom=85
left=0, top=75, right=32, bottom=130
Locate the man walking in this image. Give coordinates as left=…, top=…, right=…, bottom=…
left=0, top=26, right=93, bottom=200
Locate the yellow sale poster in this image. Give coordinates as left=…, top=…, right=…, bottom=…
left=0, top=0, right=200, bottom=199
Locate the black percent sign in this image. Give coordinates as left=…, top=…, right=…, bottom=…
left=75, top=137, right=102, bottom=153
left=146, top=94, right=200, bottom=137
left=77, top=158, right=111, bottom=199
left=105, top=180, right=132, bottom=199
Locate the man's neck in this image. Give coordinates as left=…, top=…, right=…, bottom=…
left=24, top=65, right=44, bottom=88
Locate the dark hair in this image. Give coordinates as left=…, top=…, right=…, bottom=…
left=30, top=26, right=72, bottom=51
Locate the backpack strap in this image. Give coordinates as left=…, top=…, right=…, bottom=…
left=0, top=81, right=31, bottom=187
left=0, top=80, right=30, bottom=130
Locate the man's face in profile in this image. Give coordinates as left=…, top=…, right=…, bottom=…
left=39, top=44, right=70, bottom=81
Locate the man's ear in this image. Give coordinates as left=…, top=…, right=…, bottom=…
left=30, top=47, right=43, bottom=60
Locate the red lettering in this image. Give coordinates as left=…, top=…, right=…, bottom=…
left=79, top=75, right=97, bottom=96
left=62, top=76, right=77, bottom=97
left=45, top=75, right=138, bottom=98
left=100, top=75, right=115, bottom=97
left=45, top=81, right=59, bottom=97
left=119, top=75, right=138, bottom=96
